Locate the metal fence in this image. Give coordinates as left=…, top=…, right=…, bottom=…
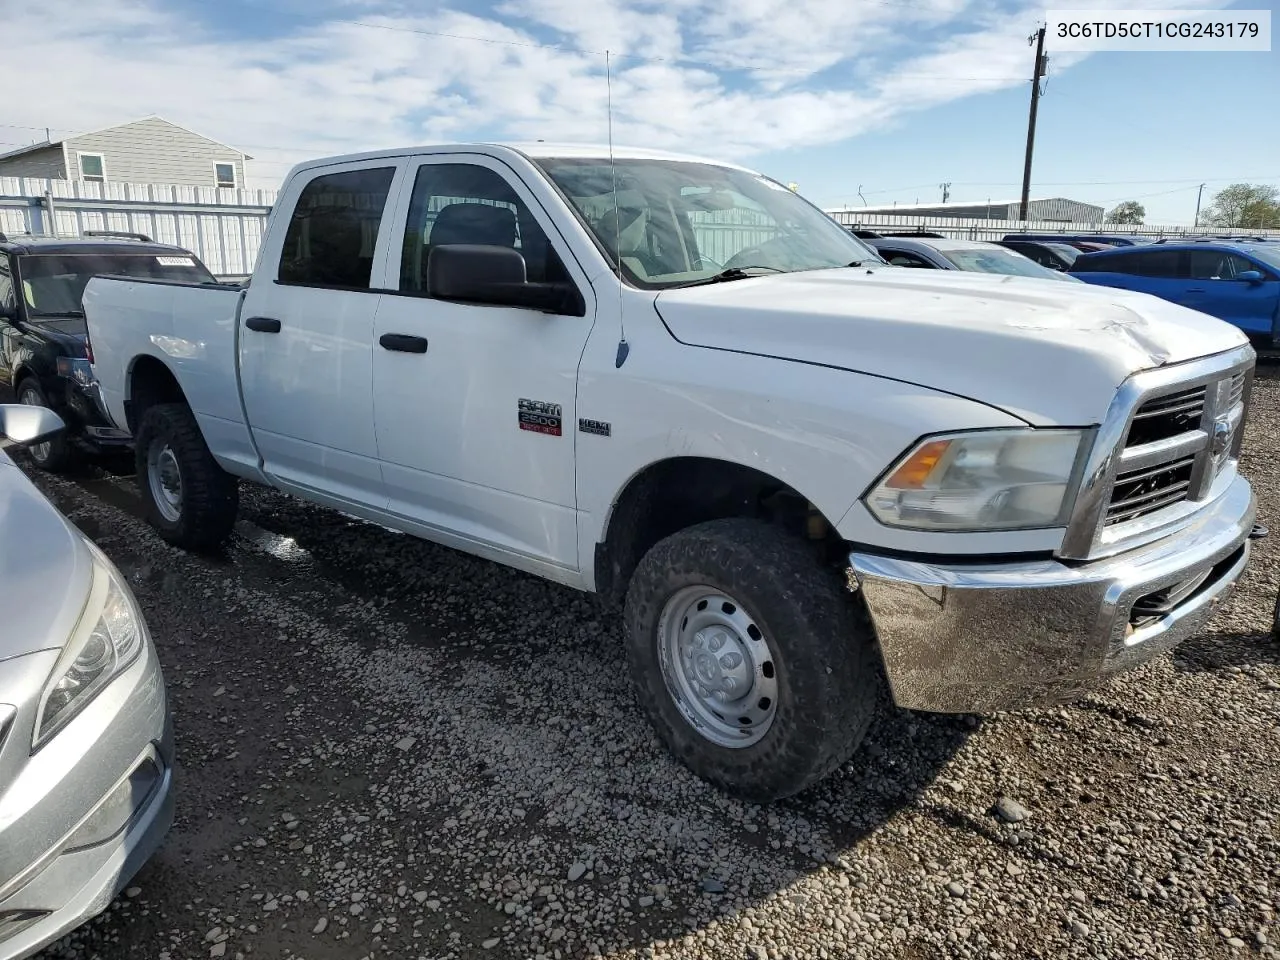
left=0, top=176, right=278, bottom=278
left=825, top=209, right=1280, bottom=242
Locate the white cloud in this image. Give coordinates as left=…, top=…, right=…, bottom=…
left=0, top=0, right=1235, bottom=189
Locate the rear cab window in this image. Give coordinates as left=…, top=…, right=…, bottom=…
left=17, top=251, right=217, bottom=319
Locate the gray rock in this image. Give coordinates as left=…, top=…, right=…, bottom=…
left=567, top=862, right=588, bottom=882
left=125, top=887, right=142, bottom=898
left=946, top=882, right=967, bottom=899
left=701, top=877, right=726, bottom=894
left=1070, top=920, right=1090, bottom=938
left=312, top=917, right=328, bottom=934
left=210, top=944, right=226, bottom=959
left=747, top=947, right=769, bottom=960
left=395, top=736, right=417, bottom=751
left=482, top=938, right=501, bottom=949
left=994, top=797, right=1031, bottom=823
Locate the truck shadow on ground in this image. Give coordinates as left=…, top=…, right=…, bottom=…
left=1171, top=628, right=1280, bottom=673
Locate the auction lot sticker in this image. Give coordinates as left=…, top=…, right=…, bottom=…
left=1046, top=9, right=1271, bottom=51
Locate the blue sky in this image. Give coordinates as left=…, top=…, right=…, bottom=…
left=2, top=0, right=1276, bottom=224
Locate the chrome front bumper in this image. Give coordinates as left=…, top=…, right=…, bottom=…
left=849, top=475, right=1255, bottom=713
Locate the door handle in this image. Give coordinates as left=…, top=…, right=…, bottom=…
left=379, top=333, right=429, bottom=354
left=245, top=316, right=281, bottom=333
left=1185, top=288, right=1207, bottom=294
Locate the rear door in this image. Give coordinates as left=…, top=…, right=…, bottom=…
left=1182, top=249, right=1280, bottom=333
left=238, top=160, right=405, bottom=508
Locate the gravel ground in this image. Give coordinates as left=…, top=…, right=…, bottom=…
left=16, top=368, right=1280, bottom=960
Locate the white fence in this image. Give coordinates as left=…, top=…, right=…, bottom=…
left=0, top=177, right=279, bottom=278
left=826, top=209, right=1280, bottom=242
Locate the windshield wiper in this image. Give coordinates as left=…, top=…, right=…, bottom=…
left=674, top=266, right=786, bottom=288
left=32, top=309, right=85, bottom=319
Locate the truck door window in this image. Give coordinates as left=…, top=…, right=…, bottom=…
left=278, top=167, right=396, bottom=290
left=398, top=163, right=571, bottom=294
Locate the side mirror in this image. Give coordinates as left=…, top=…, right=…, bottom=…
left=1238, top=269, right=1264, bottom=284
left=427, top=245, right=584, bottom=316
left=0, top=404, right=65, bottom=447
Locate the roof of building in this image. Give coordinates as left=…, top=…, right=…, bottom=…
left=832, top=197, right=1103, bottom=214
left=0, top=115, right=251, bottom=163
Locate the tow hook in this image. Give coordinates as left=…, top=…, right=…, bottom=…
left=1250, top=523, right=1268, bottom=541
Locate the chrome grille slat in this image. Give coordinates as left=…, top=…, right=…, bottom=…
left=1131, top=395, right=1204, bottom=420
left=1107, top=484, right=1193, bottom=524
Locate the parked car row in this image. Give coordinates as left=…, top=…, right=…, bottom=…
left=850, top=227, right=1279, bottom=340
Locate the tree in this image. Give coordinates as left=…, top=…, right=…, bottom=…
left=1202, top=183, right=1280, bottom=229
left=1105, top=201, right=1145, bottom=224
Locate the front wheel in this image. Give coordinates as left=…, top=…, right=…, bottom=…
left=134, top=402, right=238, bottom=551
left=624, top=518, right=881, bottom=802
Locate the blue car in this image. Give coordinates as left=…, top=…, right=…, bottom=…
left=1069, top=241, right=1280, bottom=338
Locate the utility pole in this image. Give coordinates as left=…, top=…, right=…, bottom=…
left=1193, top=183, right=1205, bottom=228
left=1018, top=26, right=1048, bottom=222
left=940, top=182, right=952, bottom=203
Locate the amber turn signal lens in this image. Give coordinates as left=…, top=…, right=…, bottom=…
left=883, top=439, right=951, bottom=489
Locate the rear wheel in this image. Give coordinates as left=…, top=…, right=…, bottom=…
left=17, top=378, right=73, bottom=472
left=624, top=518, right=880, bottom=802
left=134, top=402, right=238, bottom=551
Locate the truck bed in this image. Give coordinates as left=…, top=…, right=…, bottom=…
left=84, top=275, right=261, bottom=476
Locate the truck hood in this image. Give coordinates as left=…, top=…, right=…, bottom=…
left=0, top=454, right=94, bottom=661
left=654, top=267, right=1251, bottom=425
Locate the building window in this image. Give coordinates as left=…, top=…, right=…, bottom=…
left=215, top=163, right=237, bottom=189
left=79, top=153, right=105, bottom=183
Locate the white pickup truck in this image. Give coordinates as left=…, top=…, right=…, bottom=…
left=83, top=143, right=1259, bottom=801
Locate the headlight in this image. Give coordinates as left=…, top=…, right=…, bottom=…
left=33, top=553, right=144, bottom=749
left=865, top=429, right=1089, bottom=531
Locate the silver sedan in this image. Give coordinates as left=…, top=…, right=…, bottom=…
left=0, top=405, right=173, bottom=960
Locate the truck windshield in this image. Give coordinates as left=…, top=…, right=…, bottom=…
left=19, top=253, right=217, bottom=318
left=534, top=157, right=883, bottom=289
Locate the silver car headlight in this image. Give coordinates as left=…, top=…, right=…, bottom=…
left=865, top=428, right=1090, bottom=531
left=33, top=552, right=143, bottom=750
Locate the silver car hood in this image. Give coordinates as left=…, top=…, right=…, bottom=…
left=0, top=454, right=94, bottom=661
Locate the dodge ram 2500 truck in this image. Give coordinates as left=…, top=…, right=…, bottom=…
left=83, top=143, right=1259, bottom=802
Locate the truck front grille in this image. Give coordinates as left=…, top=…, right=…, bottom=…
left=1102, top=367, right=1249, bottom=532
left=1059, top=345, right=1255, bottom=561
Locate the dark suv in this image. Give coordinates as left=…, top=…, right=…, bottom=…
left=0, top=231, right=219, bottom=470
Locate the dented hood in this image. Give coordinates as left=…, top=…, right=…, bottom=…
left=654, top=267, right=1251, bottom=425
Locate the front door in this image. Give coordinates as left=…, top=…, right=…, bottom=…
left=370, top=155, right=596, bottom=575
left=1183, top=249, right=1280, bottom=334
left=238, top=161, right=403, bottom=508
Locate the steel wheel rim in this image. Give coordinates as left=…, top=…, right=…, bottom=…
left=147, top=443, right=183, bottom=523
left=18, top=387, right=51, bottom=463
left=657, top=586, right=779, bottom=748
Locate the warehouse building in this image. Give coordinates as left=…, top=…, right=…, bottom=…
left=829, top=196, right=1105, bottom=224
